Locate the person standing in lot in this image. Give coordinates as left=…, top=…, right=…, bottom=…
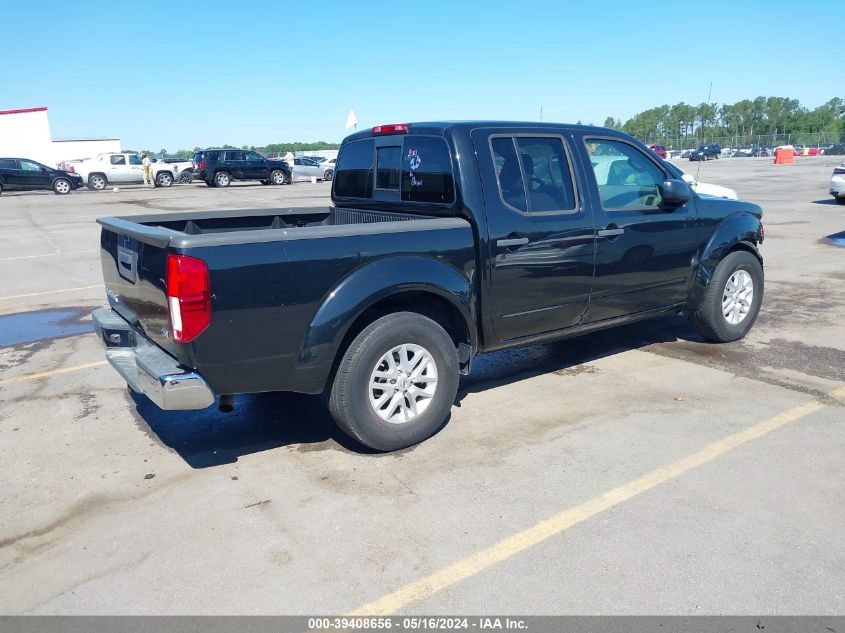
left=142, top=153, right=154, bottom=188
left=284, top=150, right=295, bottom=169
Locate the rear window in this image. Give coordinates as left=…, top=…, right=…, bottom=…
left=334, top=135, right=454, bottom=204
left=334, top=139, right=375, bottom=198
left=0, top=159, right=16, bottom=169
left=401, top=137, right=454, bottom=203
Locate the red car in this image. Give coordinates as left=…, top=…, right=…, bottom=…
left=649, top=144, right=667, bottom=158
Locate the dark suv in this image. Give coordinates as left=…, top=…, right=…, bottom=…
left=0, top=158, right=84, bottom=195
left=689, top=144, right=721, bottom=161
left=192, top=149, right=292, bottom=187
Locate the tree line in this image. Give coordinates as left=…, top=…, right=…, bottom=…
left=603, top=97, right=844, bottom=147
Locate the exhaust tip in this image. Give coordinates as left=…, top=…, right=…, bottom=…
left=218, top=394, right=235, bottom=413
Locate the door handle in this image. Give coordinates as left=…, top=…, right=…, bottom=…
left=597, top=228, right=624, bottom=237
left=497, top=237, right=529, bottom=247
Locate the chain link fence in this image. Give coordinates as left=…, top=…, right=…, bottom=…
left=636, top=131, right=845, bottom=151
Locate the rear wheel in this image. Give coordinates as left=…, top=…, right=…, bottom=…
left=687, top=251, right=764, bottom=343
left=214, top=171, right=231, bottom=187
left=178, top=171, right=193, bottom=184
left=53, top=178, right=71, bottom=194
left=270, top=169, right=286, bottom=185
left=88, top=173, right=107, bottom=190
left=329, top=312, right=460, bottom=451
left=156, top=172, right=173, bottom=187
left=323, top=169, right=333, bottom=181
left=0, top=182, right=4, bottom=195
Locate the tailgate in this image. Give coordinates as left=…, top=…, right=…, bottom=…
left=98, top=218, right=180, bottom=358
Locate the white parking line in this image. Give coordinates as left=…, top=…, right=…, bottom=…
left=0, top=250, right=97, bottom=263
left=0, top=285, right=103, bottom=301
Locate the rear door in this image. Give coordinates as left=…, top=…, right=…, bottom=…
left=577, top=134, right=699, bottom=322
left=224, top=150, right=247, bottom=179
left=471, top=128, right=595, bottom=341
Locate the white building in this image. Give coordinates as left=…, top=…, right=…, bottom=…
left=0, top=106, right=121, bottom=167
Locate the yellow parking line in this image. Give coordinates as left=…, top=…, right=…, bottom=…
left=350, top=386, right=845, bottom=616
left=0, top=285, right=103, bottom=301
left=0, top=361, right=108, bottom=385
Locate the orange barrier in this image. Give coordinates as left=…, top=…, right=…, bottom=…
left=774, top=148, right=795, bottom=164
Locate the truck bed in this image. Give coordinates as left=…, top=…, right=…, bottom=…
left=97, top=206, right=475, bottom=395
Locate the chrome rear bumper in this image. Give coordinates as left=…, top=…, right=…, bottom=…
left=92, top=308, right=215, bottom=410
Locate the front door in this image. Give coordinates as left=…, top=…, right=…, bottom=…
left=108, top=154, right=135, bottom=183
left=471, top=129, right=595, bottom=342
left=18, top=160, right=53, bottom=189
left=244, top=151, right=267, bottom=179
left=577, top=135, right=699, bottom=322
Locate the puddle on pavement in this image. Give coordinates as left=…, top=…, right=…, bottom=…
left=0, top=307, right=94, bottom=347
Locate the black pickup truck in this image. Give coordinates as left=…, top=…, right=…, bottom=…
left=94, top=121, right=764, bottom=451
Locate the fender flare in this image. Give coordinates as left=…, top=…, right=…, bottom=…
left=690, top=212, right=763, bottom=305
left=297, top=255, right=476, bottom=374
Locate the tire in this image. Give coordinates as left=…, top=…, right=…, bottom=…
left=204, top=179, right=215, bottom=187
left=270, top=169, right=286, bottom=185
left=835, top=196, right=845, bottom=206
left=259, top=180, right=270, bottom=185
left=284, top=171, right=292, bottom=185
left=687, top=250, right=764, bottom=343
left=328, top=312, right=460, bottom=451
left=0, top=182, right=3, bottom=195
left=178, top=171, right=193, bottom=184
left=156, top=172, right=173, bottom=187
left=214, top=171, right=231, bottom=187
left=323, top=169, right=333, bottom=181
left=53, top=178, right=72, bottom=195
left=87, top=173, right=107, bottom=190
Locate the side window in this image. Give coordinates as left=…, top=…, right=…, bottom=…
left=401, top=136, right=454, bottom=203
left=245, top=151, right=263, bottom=161
left=110, top=155, right=126, bottom=165
left=226, top=151, right=245, bottom=161
left=376, top=146, right=400, bottom=190
left=491, top=137, right=527, bottom=212
left=515, top=137, right=576, bottom=212
left=0, top=159, right=17, bottom=169
left=334, top=139, right=374, bottom=198
left=585, top=139, right=665, bottom=210
left=128, top=155, right=142, bottom=165
left=20, top=160, right=42, bottom=171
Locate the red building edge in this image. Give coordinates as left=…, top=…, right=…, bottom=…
left=0, top=107, right=48, bottom=116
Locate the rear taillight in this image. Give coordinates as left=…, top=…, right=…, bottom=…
left=199, top=160, right=205, bottom=171
left=372, top=123, right=408, bottom=135
left=833, top=168, right=845, bottom=175
left=166, top=253, right=211, bottom=343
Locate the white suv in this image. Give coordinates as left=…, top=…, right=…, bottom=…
left=831, top=163, right=845, bottom=205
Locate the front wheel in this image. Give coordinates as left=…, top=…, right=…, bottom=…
left=88, top=174, right=107, bottom=190
left=156, top=172, right=173, bottom=187
left=270, top=169, right=286, bottom=185
left=328, top=312, right=460, bottom=451
left=687, top=250, right=764, bottom=343
left=53, top=178, right=71, bottom=194
left=214, top=171, right=231, bottom=187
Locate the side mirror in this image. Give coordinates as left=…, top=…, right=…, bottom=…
left=662, top=179, right=693, bottom=206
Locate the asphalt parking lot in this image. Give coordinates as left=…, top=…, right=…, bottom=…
left=1, top=158, right=844, bottom=615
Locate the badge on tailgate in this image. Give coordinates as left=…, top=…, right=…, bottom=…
left=116, top=245, right=138, bottom=284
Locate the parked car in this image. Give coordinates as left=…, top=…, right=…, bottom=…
left=825, top=143, right=845, bottom=156
left=156, top=158, right=194, bottom=183
left=689, top=144, right=721, bottom=161
left=648, top=144, right=667, bottom=159
left=93, top=120, right=765, bottom=451
left=291, top=157, right=330, bottom=182
left=0, top=157, right=84, bottom=195
left=831, top=162, right=845, bottom=204
left=74, top=153, right=178, bottom=190
left=751, top=147, right=771, bottom=157
left=192, top=149, right=292, bottom=187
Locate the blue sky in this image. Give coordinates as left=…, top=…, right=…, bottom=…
left=3, top=0, right=835, bottom=151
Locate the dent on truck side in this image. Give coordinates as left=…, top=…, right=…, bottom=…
left=297, top=254, right=477, bottom=379
left=690, top=202, right=764, bottom=305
